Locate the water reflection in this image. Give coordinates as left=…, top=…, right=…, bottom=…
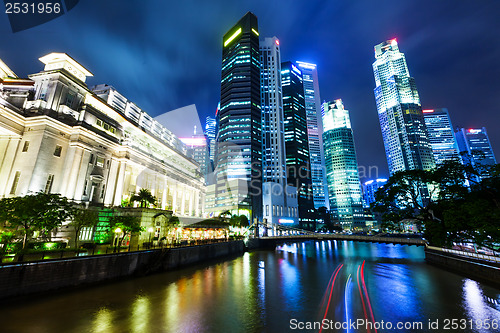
left=1, top=240, right=499, bottom=333
left=92, top=307, right=114, bottom=333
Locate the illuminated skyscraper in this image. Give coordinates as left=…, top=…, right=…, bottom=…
left=322, top=99, right=364, bottom=230
left=209, top=12, right=262, bottom=220
left=281, top=61, right=314, bottom=229
left=455, top=127, right=497, bottom=181
left=260, top=37, right=286, bottom=185
left=205, top=115, right=217, bottom=163
left=361, top=178, right=388, bottom=208
left=422, top=108, right=460, bottom=165
left=260, top=38, right=298, bottom=225
left=372, top=39, right=435, bottom=174
left=296, top=61, right=329, bottom=209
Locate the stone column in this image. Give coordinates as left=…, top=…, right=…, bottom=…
left=0, top=137, right=21, bottom=196
left=113, top=160, right=127, bottom=206
left=104, top=158, right=119, bottom=206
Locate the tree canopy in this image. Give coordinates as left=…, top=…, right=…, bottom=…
left=131, top=188, right=156, bottom=208
left=0, top=193, right=74, bottom=249
left=372, top=161, right=500, bottom=249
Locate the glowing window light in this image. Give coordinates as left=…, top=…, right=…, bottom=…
left=224, top=28, right=242, bottom=47
left=252, top=28, right=259, bottom=36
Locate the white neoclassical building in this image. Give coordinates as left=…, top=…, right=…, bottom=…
left=0, top=53, right=205, bottom=218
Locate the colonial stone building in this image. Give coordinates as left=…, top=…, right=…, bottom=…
left=0, top=53, right=205, bottom=218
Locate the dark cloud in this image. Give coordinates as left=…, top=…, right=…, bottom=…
left=1, top=0, right=499, bottom=178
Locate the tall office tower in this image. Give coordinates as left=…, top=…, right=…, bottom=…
left=180, top=126, right=210, bottom=183
left=205, top=115, right=217, bottom=163
left=212, top=12, right=262, bottom=220
left=372, top=39, right=435, bottom=174
left=422, top=108, right=460, bottom=165
left=322, top=100, right=365, bottom=230
left=296, top=61, right=329, bottom=209
left=260, top=37, right=287, bottom=185
left=361, top=178, right=388, bottom=208
left=281, top=61, right=315, bottom=229
left=455, top=127, right=497, bottom=181
left=260, top=37, right=298, bottom=225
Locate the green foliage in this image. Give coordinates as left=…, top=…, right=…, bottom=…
left=229, top=215, right=249, bottom=228
left=131, top=188, right=156, bottom=208
left=168, top=215, right=180, bottom=226
left=70, top=208, right=99, bottom=248
left=0, top=193, right=73, bottom=249
left=108, top=213, right=144, bottom=244
left=219, top=210, right=232, bottom=221
left=372, top=161, right=500, bottom=249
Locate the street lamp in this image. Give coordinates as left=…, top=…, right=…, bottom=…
left=114, top=227, right=122, bottom=253
left=148, top=227, right=154, bottom=247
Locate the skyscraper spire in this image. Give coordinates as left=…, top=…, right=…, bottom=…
left=372, top=39, right=435, bottom=174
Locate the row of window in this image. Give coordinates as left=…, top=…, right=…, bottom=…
left=10, top=172, right=53, bottom=195
left=21, top=141, right=62, bottom=157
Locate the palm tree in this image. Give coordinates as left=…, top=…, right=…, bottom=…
left=131, top=188, right=156, bottom=208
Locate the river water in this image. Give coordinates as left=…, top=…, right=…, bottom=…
left=1, top=241, right=499, bottom=333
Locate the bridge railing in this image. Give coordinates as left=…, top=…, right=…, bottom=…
left=427, top=246, right=500, bottom=263
left=261, top=234, right=427, bottom=245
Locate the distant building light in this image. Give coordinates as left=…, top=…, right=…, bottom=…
left=224, top=28, right=242, bottom=47
left=252, top=28, right=259, bottom=36
left=422, top=109, right=434, bottom=113
left=364, top=180, right=374, bottom=185
left=296, top=61, right=316, bottom=70
left=376, top=178, right=388, bottom=182
left=279, top=218, right=294, bottom=224
left=275, top=39, right=279, bottom=46
left=179, top=137, right=207, bottom=146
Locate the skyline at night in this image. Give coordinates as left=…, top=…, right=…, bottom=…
left=1, top=0, right=499, bottom=179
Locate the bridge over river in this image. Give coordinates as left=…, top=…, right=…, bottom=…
left=258, top=234, right=427, bottom=246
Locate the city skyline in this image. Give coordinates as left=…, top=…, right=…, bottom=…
left=1, top=0, right=499, bottom=179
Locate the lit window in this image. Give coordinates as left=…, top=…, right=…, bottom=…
left=44, top=174, right=54, bottom=194
left=22, top=141, right=29, bottom=152
left=54, top=145, right=62, bottom=157
left=10, top=171, right=20, bottom=195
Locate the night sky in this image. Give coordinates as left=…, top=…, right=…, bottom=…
left=1, top=0, right=499, bottom=179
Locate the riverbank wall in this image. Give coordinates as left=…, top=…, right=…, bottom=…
left=425, top=247, right=500, bottom=288
left=0, top=240, right=245, bottom=300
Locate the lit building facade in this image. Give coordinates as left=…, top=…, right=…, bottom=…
left=179, top=133, right=210, bottom=184
left=361, top=178, right=388, bottom=208
left=281, top=61, right=315, bottom=229
left=322, top=99, right=364, bottom=230
left=207, top=12, right=262, bottom=220
left=260, top=37, right=298, bottom=225
left=372, top=39, right=435, bottom=174
left=455, top=127, right=497, bottom=181
left=0, top=54, right=205, bottom=218
left=422, top=108, right=460, bottom=165
left=296, top=61, right=329, bottom=209
left=205, top=115, right=217, bottom=164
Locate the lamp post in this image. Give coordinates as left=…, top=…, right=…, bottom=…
left=148, top=227, right=154, bottom=248
left=114, top=227, right=122, bottom=253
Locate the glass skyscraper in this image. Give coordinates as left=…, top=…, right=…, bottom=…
left=260, top=37, right=287, bottom=186
left=205, top=115, right=217, bottom=164
left=296, top=61, right=329, bottom=209
left=422, top=108, right=460, bottom=165
left=212, top=12, right=262, bottom=220
left=372, top=39, right=435, bottom=174
left=455, top=127, right=497, bottom=181
left=322, top=99, right=364, bottom=230
left=260, top=39, right=299, bottom=225
left=281, top=61, right=315, bottom=229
